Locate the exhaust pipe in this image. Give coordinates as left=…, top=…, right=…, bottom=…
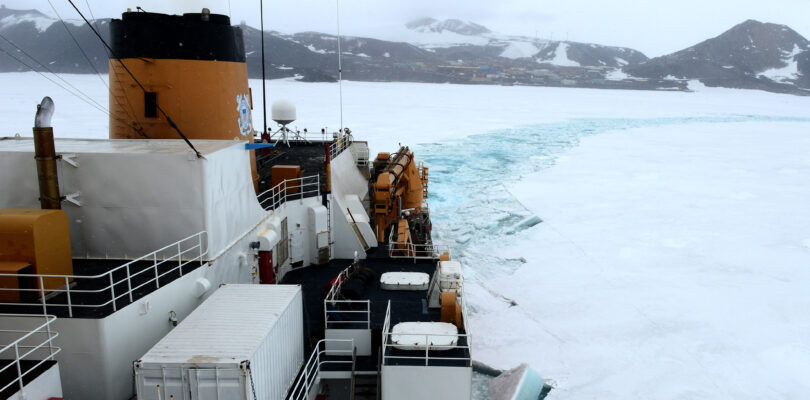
left=33, top=96, right=61, bottom=210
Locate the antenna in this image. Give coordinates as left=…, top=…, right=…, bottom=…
left=259, top=0, right=268, bottom=136
left=335, top=0, right=344, bottom=132
left=271, top=99, right=296, bottom=146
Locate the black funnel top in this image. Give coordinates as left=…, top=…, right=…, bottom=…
left=110, top=11, right=245, bottom=62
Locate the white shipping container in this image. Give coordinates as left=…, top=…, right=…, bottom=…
left=134, top=284, right=304, bottom=400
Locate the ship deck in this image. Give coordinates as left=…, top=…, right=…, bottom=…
left=256, top=140, right=329, bottom=195
left=0, top=258, right=203, bottom=319
left=281, top=248, right=471, bottom=371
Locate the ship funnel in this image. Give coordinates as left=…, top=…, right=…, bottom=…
left=108, top=11, right=252, bottom=140
left=108, top=10, right=258, bottom=189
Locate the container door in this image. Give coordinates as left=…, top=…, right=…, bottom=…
left=188, top=368, right=246, bottom=399
left=135, top=367, right=185, bottom=400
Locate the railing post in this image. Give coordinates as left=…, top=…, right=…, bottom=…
left=14, top=343, right=23, bottom=393
left=109, top=273, right=117, bottom=311
left=198, top=233, right=203, bottom=262
left=39, top=276, right=46, bottom=315
left=304, top=352, right=311, bottom=394
left=126, top=263, right=134, bottom=303
left=154, top=253, right=160, bottom=289
left=45, top=316, right=55, bottom=358
left=177, top=241, right=182, bottom=274
left=425, top=335, right=429, bottom=366
left=65, top=276, right=73, bottom=318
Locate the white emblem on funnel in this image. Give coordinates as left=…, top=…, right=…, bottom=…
left=236, top=94, right=252, bottom=137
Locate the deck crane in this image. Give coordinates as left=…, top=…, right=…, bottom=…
left=371, top=147, right=430, bottom=250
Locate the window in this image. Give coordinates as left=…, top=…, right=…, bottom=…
left=144, top=92, right=157, bottom=118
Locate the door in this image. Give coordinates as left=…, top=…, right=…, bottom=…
left=277, top=217, right=289, bottom=266
left=188, top=368, right=246, bottom=399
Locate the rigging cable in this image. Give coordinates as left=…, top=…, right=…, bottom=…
left=47, top=0, right=145, bottom=136
left=46, top=0, right=108, bottom=90
left=335, top=0, right=344, bottom=131
left=82, top=0, right=97, bottom=22
left=0, top=46, right=109, bottom=115
left=0, top=32, right=108, bottom=112
left=259, top=0, right=268, bottom=135
left=0, top=31, right=145, bottom=136
left=66, top=0, right=203, bottom=158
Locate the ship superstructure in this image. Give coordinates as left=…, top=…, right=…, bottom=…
left=0, top=9, right=480, bottom=400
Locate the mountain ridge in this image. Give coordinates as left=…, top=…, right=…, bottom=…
left=0, top=7, right=807, bottom=95
left=624, top=19, right=809, bottom=94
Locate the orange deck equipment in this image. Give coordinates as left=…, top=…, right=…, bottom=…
left=0, top=209, right=73, bottom=301
left=271, top=165, right=303, bottom=194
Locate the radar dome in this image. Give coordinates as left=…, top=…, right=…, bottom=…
left=271, top=99, right=296, bottom=125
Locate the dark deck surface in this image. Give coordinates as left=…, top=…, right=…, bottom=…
left=280, top=253, right=471, bottom=368
left=0, top=359, right=57, bottom=399
left=0, top=258, right=203, bottom=319
left=256, top=140, right=330, bottom=195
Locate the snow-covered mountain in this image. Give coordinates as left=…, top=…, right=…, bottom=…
left=0, top=5, right=82, bottom=32
left=380, top=18, right=646, bottom=68
left=405, top=18, right=490, bottom=35
left=1, top=6, right=807, bottom=95
left=533, top=41, right=647, bottom=68
left=624, top=19, right=809, bottom=94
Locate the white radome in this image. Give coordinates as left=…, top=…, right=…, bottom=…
left=271, top=98, right=297, bottom=125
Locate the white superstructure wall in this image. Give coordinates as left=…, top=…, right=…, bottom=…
left=0, top=139, right=265, bottom=261
left=329, top=143, right=376, bottom=258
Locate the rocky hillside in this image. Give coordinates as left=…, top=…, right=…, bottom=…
left=625, top=20, right=809, bottom=94
left=1, top=6, right=807, bottom=95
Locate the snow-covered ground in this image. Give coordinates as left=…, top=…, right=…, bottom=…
left=2, top=72, right=810, bottom=398
left=463, top=121, right=810, bottom=399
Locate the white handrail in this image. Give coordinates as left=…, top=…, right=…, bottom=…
left=325, top=267, right=352, bottom=302
left=387, top=228, right=450, bottom=259
left=257, top=175, right=320, bottom=211
left=0, top=314, right=61, bottom=395
left=324, top=267, right=371, bottom=329
left=287, top=339, right=355, bottom=400
left=329, top=133, right=353, bottom=160
left=0, top=231, right=208, bottom=317
left=380, top=301, right=471, bottom=367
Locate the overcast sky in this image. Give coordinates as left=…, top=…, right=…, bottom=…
left=6, top=0, right=810, bottom=57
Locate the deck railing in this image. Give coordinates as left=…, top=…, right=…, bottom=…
left=380, top=301, right=472, bottom=367
left=257, top=175, right=320, bottom=211
left=324, top=266, right=371, bottom=330
left=0, top=231, right=208, bottom=317
left=287, top=339, right=355, bottom=400
left=387, top=229, right=450, bottom=260
left=0, top=314, right=60, bottom=396
left=329, top=133, right=353, bottom=160
left=351, top=142, right=370, bottom=167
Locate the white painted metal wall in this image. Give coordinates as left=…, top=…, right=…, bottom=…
left=381, top=365, right=472, bottom=400
left=329, top=143, right=377, bottom=258
left=0, top=139, right=265, bottom=262
left=6, top=363, right=62, bottom=400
